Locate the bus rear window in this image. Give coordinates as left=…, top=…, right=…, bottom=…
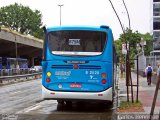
left=48, top=30, right=107, bottom=56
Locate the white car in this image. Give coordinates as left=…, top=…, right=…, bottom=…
left=30, top=66, right=42, bottom=72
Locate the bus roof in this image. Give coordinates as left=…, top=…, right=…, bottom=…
left=47, top=25, right=110, bottom=32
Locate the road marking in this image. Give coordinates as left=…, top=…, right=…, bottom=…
left=17, top=100, right=57, bottom=114
left=17, top=104, right=41, bottom=113
left=119, top=94, right=131, bottom=97
left=25, top=105, right=41, bottom=112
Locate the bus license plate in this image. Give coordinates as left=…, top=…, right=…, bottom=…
left=70, top=84, right=81, bottom=88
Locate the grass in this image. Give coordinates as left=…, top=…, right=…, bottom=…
left=117, top=101, right=144, bottom=112
left=120, top=101, right=142, bottom=109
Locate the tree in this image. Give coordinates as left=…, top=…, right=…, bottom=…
left=0, top=3, right=43, bottom=39
left=114, top=39, right=122, bottom=62
left=114, top=29, right=153, bottom=63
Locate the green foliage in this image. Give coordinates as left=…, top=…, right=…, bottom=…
left=141, top=33, right=153, bottom=56
left=114, top=29, right=153, bottom=63
left=114, top=39, right=123, bottom=62
left=0, top=3, right=44, bottom=39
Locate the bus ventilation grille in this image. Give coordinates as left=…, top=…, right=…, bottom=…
left=51, top=65, right=73, bottom=69
left=79, top=65, right=101, bottom=69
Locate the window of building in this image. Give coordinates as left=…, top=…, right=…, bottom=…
left=154, top=22, right=160, bottom=30
left=153, top=31, right=160, bottom=38
left=153, top=3, right=160, bottom=16
left=154, top=17, right=160, bottom=22
left=154, top=0, right=160, bottom=2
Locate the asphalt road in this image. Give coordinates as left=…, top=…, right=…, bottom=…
left=0, top=79, right=116, bottom=120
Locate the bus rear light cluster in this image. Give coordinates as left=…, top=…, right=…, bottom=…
left=101, top=73, right=107, bottom=84
left=46, top=78, right=51, bottom=83
left=102, top=79, right=107, bottom=84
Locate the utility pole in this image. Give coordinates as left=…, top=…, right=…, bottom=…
left=108, top=0, right=129, bottom=102
left=15, top=36, right=18, bottom=65
left=0, top=22, right=1, bottom=32
left=122, top=0, right=133, bottom=102
left=58, top=4, right=63, bottom=26
left=150, top=75, right=160, bottom=120
left=9, top=28, right=18, bottom=65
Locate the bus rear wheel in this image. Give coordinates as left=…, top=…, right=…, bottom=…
left=65, top=101, right=72, bottom=106
left=57, top=100, right=64, bottom=105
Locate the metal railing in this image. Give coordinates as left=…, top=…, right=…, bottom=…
left=0, top=68, right=42, bottom=76
left=0, top=68, right=42, bottom=84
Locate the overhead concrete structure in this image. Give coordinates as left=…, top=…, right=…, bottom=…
left=0, top=27, right=43, bottom=66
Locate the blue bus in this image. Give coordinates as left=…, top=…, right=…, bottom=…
left=42, top=26, right=116, bottom=104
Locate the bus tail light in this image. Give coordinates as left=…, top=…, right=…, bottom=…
left=101, top=73, right=106, bottom=78
left=74, top=64, right=79, bottom=69
left=46, top=78, right=51, bottom=83
left=102, top=79, right=107, bottom=84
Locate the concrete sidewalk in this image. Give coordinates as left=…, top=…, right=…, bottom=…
left=118, top=72, right=160, bottom=115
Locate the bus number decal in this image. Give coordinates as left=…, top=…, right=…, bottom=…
left=55, top=71, right=71, bottom=76
left=55, top=71, right=71, bottom=80
left=85, top=71, right=100, bottom=75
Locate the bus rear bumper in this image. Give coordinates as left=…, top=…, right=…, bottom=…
left=42, top=86, right=112, bottom=101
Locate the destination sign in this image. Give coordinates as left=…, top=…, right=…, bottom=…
left=69, top=39, right=80, bottom=45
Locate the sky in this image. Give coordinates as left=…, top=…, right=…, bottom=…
left=0, top=0, right=151, bottom=39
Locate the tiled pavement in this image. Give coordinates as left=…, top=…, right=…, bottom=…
left=118, top=72, right=160, bottom=114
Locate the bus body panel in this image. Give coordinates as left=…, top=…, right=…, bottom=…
left=42, top=85, right=112, bottom=101
left=45, top=27, right=113, bottom=63
left=42, top=60, right=112, bottom=92
left=47, top=26, right=107, bottom=33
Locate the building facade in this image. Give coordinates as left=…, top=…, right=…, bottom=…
left=153, top=0, right=160, bottom=50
